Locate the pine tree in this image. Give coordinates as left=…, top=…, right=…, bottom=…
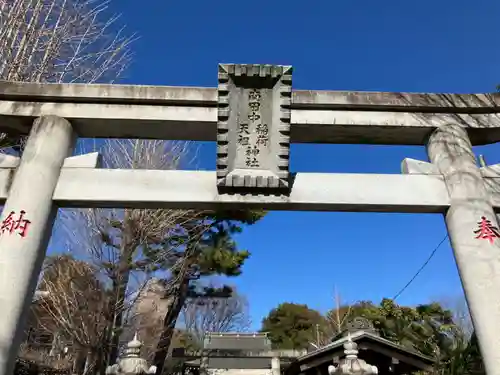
left=152, top=208, right=264, bottom=374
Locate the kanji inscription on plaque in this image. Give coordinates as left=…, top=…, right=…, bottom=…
left=474, top=216, right=500, bottom=244
left=216, top=64, right=292, bottom=190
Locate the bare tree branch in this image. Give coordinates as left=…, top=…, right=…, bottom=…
left=180, top=285, right=251, bottom=345
left=0, top=0, right=134, bottom=83
left=36, top=255, right=110, bottom=375
left=0, top=0, right=136, bottom=152
left=317, top=287, right=358, bottom=347
left=59, top=139, right=204, bottom=366
left=434, top=294, right=474, bottom=340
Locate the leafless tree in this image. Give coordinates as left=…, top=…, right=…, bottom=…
left=0, top=0, right=139, bottom=369
left=0, top=0, right=135, bottom=150
left=179, top=285, right=251, bottom=345
left=18, top=342, right=73, bottom=370
left=326, top=287, right=353, bottom=336
left=434, top=294, right=474, bottom=339
left=313, top=286, right=355, bottom=347
left=61, top=139, right=201, bottom=366
left=36, top=255, right=110, bottom=375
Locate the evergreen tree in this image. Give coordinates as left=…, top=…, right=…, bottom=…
left=152, top=209, right=264, bottom=374
left=261, top=303, right=326, bottom=350
left=264, top=297, right=484, bottom=374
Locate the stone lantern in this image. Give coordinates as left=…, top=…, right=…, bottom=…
left=328, top=335, right=378, bottom=375
left=106, top=334, right=157, bottom=375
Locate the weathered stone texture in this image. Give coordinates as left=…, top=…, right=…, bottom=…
left=216, top=64, right=292, bottom=190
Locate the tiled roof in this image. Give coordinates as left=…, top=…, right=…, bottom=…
left=204, top=333, right=271, bottom=351
left=296, top=330, right=434, bottom=364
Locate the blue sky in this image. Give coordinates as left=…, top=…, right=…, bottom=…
left=82, top=0, right=500, bottom=329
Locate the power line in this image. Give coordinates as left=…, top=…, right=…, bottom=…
left=393, top=234, right=449, bottom=301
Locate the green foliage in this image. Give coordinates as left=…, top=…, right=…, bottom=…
left=261, top=303, right=326, bottom=350
left=152, top=209, right=264, bottom=373
left=433, top=330, right=483, bottom=375
left=196, top=234, right=250, bottom=277
left=96, top=208, right=262, bottom=279
left=194, top=209, right=262, bottom=277
left=206, top=209, right=266, bottom=226
left=352, top=299, right=483, bottom=374
left=159, top=209, right=262, bottom=287
left=187, top=284, right=233, bottom=299
left=72, top=205, right=262, bottom=369
left=263, top=298, right=483, bottom=375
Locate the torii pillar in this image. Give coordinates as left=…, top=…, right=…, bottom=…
left=427, top=124, right=500, bottom=375
left=0, top=116, right=76, bottom=375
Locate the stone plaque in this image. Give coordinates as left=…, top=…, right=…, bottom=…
left=216, top=64, right=292, bottom=190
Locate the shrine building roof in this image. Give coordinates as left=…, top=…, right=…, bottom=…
left=203, top=332, right=272, bottom=351
left=286, top=330, right=435, bottom=375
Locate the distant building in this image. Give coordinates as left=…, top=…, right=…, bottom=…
left=203, top=332, right=273, bottom=374
left=174, top=322, right=436, bottom=375
left=175, top=332, right=303, bottom=375
left=287, top=329, right=434, bottom=375
left=24, top=294, right=57, bottom=352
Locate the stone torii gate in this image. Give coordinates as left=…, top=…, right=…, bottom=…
left=0, top=64, right=500, bottom=375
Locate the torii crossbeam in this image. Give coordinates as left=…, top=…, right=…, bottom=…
left=1, top=64, right=500, bottom=375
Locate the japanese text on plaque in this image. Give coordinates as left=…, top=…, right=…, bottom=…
left=237, top=89, right=270, bottom=168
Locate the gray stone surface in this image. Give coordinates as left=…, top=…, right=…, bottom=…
left=199, top=333, right=276, bottom=371
left=401, top=158, right=439, bottom=175
left=345, top=318, right=377, bottom=334
left=206, top=358, right=271, bottom=370
left=271, top=356, right=280, bottom=375
left=106, top=335, right=156, bottom=375
left=1, top=80, right=500, bottom=145
left=1, top=80, right=497, bottom=109
left=427, top=124, right=500, bottom=375
left=204, top=332, right=271, bottom=351
left=0, top=152, right=99, bottom=169
left=0, top=116, right=76, bottom=375
left=327, top=336, right=378, bottom=375
left=0, top=169, right=455, bottom=212
left=216, top=64, right=292, bottom=189
left=4, top=65, right=500, bottom=375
